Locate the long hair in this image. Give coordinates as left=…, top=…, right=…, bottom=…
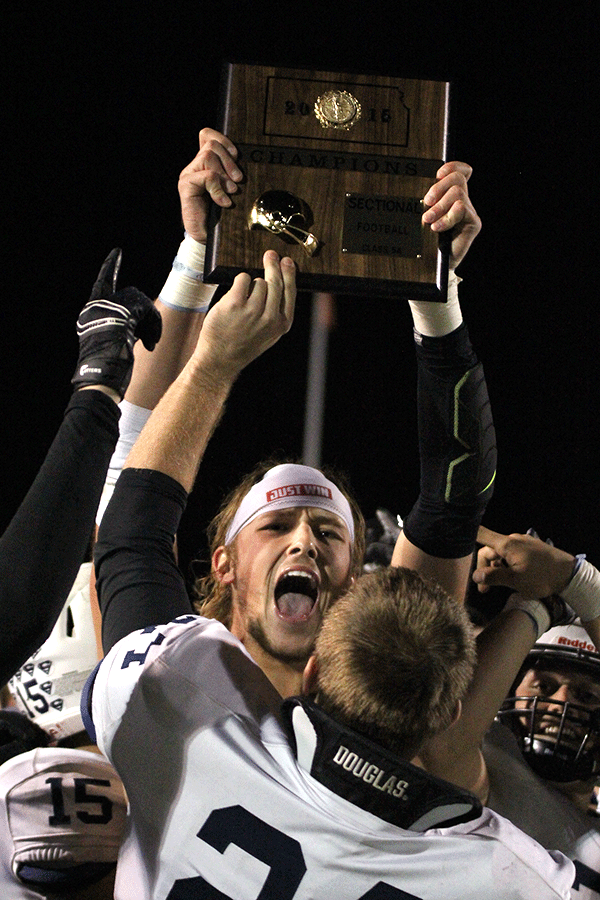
left=314, top=566, right=476, bottom=759
left=192, top=457, right=365, bottom=627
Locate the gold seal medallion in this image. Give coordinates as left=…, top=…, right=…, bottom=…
left=314, top=90, right=362, bottom=130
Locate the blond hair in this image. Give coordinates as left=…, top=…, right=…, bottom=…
left=314, top=567, right=476, bottom=759
left=193, top=457, right=365, bottom=626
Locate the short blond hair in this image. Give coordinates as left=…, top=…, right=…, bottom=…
left=193, top=457, right=365, bottom=627
left=314, top=567, right=476, bottom=759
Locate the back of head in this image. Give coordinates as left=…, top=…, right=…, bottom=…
left=314, top=566, right=476, bottom=759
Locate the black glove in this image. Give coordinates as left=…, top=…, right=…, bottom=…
left=71, top=248, right=162, bottom=398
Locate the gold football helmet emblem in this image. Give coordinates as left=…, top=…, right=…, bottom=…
left=249, top=191, right=320, bottom=257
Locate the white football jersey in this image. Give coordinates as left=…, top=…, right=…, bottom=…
left=485, top=719, right=600, bottom=899
left=0, top=746, right=127, bottom=899
left=87, top=615, right=575, bottom=900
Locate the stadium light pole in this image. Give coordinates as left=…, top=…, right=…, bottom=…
left=302, top=292, right=335, bottom=467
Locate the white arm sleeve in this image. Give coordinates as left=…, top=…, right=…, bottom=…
left=408, top=271, right=463, bottom=337
left=95, top=399, right=152, bottom=525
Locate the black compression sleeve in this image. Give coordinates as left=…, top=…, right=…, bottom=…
left=403, top=323, right=496, bottom=558
left=95, top=468, right=193, bottom=653
left=0, top=391, right=120, bottom=685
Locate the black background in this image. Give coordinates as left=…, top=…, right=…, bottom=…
left=3, top=3, right=597, bottom=590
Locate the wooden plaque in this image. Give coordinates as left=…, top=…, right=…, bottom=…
left=205, top=64, right=451, bottom=298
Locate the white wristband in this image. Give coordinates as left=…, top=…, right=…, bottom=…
left=95, top=400, right=152, bottom=526
left=158, top=234, right=213, bottom=312
left=408, top=271, right=463, bottom=337
left=561, top=558, right=600, bottom=623
left=504, top=593, right=551, bottom=640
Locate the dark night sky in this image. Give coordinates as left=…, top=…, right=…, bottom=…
left=3, top=3, right=597, bottom=588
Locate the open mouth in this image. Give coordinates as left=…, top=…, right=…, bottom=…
left=534, top=718, right=587, bottom=748
left=536, top=727, right=580, bottom=745
left=274, top=570, right=319, bottom=622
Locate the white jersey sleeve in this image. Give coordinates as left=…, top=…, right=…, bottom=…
left=434, top=807, right=575, bottom=898
left=87, top=614, right=257, bottom=762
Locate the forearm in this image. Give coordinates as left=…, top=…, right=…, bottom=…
left=124, top=299, right=207, bottom=409
left=0, top=391, right=119, bottom=683
left=560, top=556, right=600, bottom=648
left=419, top=607, right=536, bottom=796
left=465, top=608, right=537, bottom=736
left=402, top=321, right=496, bottom=559
left=124, top=250, right=295, bottom=493
left=124, top=347, right=235, bottom=493
left=392, top=305, right=496, bottom=602
left=393, top=534, right=473, bottom=603
left=124, top=235, right=215, bottom=410
left=96, top=468, right=191, bottom=652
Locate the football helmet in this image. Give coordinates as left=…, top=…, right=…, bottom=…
left=363, top=508, right=403, bottom=573
left=497, top=622, right=600, bottom=782
left=7, top=563, right=98, bottom=741
left=249, top=190, right=320, bottom=256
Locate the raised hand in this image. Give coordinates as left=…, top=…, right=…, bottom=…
left=422, top=161, right=481, bottom=270
left=473, top=525, right=576, bottom=599
left=196, top=250, right=296, bottom=381
left=178, top=128, right=244, bottom=243
left=72, top=249, right=162, bottom=398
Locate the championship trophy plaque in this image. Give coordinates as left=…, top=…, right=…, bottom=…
left=204, top=64, right=451, bottom=298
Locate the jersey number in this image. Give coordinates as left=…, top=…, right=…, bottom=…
left=15, top=677, right=51, bottom=716
left=573, top=860, right=600, bottom=893
left=46, top=777, right=114, bottom=826
left=166, top=805, right=422, bottom=899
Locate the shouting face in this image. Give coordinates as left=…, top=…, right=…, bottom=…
left=214, top=506, right=353, bottom=672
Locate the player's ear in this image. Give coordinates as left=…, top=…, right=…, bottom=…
left=213, top=546, right=234, bottom=584
left=302, top=655, right=319, bottom=696
left=450, top=698, right=462, bottom=727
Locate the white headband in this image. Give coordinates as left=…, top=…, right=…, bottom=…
left=225, top=464, right=355, bottom=545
